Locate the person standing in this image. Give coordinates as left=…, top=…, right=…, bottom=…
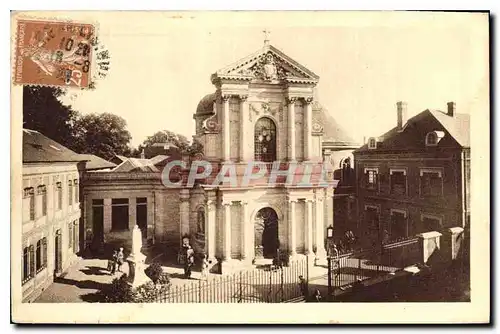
left=184, top=246, right=195, bottom=279
left=116, top=247, right=124, bottom=273
left=110, top=250, right=118, bottom=275
left=298, top=275, right=308, bottom=300
left=200, top=254, right=209, bottom=281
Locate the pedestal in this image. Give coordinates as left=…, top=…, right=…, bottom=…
left=314, top=249, right=328, bottom=267
left=417, top=231, right=443, bottom=266
left=126, top=252, right=149, bottom=288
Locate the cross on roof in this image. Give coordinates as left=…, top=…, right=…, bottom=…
left=263, top=29, right=270, bottom=45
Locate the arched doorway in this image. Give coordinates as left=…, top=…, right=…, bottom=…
left=254, top=207, right=279, bottom=259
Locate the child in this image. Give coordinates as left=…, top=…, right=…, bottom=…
left=116, top=247, right=124, bottom=273
left=200, top=255, right=209, bottom=281
left=110, top=250, right=118, bottom=275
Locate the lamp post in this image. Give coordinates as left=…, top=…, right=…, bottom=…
left=326, top=225, right=334, bottom=300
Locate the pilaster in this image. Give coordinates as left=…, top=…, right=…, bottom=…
left=239, top=95, right=249, bottom=162
left=288, top=199, right=297, bottom=256
left=305, top=199, right=314, bottom=255
left=287, top=97, right=297, bottom=161
left=206, top=199, right=217, bottom=261
left=304, top=97, right=313, bottom=161
left=179, top=189, right=190, bottom=240
left=222, top=94, right=231, bottom=161
left=223, top=201, right=232, bottom=261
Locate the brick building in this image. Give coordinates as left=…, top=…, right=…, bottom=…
left=353, top=102, right=470, bottom=248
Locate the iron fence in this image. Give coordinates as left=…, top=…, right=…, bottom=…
left=327, top=236, right=420, bottom=296
left=154, top=258, right=308, bottom=303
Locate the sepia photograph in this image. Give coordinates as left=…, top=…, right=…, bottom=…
left=9, top=10, right=490, bottom=324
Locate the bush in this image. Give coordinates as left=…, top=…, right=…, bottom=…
left=145, top=263, right=163, bottom=284
left=96, top=272, right=171, bottom=303
left=96, top=274, right=137, bottom=303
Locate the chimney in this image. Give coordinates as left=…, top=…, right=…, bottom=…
left=447, top=101, right=456, bottom=117
left=396, top=101, right=408, bottom=130
left=140, top=149, right=145, bottom=159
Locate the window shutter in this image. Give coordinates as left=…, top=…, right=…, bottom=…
left=42, top=238, right=47, bottom=267
left=29, top=245, right=35, bottom=278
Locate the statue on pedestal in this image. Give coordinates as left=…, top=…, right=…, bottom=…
left=126, top=225, right=149, bottom=287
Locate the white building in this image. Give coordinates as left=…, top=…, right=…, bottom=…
left=21, top=129, right=84, bottom=302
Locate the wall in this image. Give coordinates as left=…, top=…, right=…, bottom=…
left=355, top=149, right=466, bottom=243
left=22, top=162, right=81, bottom=302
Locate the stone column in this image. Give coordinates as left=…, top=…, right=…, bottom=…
left=74, top=220, right=80, bottom=253
left=223, top=201, right=232, bottom=261
left=304, top=97, right=313, bottom=161
left=128, top=197, right=137, bottom=230
left=239, top=95, right=249, bottom=162
left=241, top=201, right=250, bottom=261
left=222, top=94, right=231, bottom=161
left=287, top=97, right=297, bottom=161
left=206, top=199, right=217, bottom=261
left=315, top=194, right=327, bottom=263
left=288, top=199, right=297, bottom=256
left=103, top=198, right=112, bottom=235
left=179, top=189, right=190, bottom=240
left=147, top=195, right=154, bottom=244
left=306, top=199, right=314, bottom=255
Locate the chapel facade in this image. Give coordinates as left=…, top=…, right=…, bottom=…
left=80, top=39, right=356, bottom=273
left=191, top=40, right=335, bottom=272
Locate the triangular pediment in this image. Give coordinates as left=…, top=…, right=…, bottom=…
left=212, top=45, right=319, bottom=84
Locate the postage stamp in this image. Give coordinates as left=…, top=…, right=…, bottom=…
left=14, top=19, right=95, bottom=88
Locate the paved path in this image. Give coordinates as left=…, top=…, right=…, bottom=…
left=35, top=257, right=217, bottom=303
left=35, top=258, right=125, bottom=303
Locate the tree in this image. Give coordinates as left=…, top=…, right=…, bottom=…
left=138, top=130, right=203, bottom=156
left=139, top=130, right=189, bottom=152
left=74, top=113, right=132, bottom=160
left=23, top=86, right=80, bottom=150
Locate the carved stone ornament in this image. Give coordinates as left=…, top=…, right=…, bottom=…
left=249, top=102, right=282, bottom=122
left=245, top=52, right=291, bottom=81
left=203, top=115, right=220, bottom=133
left=312, top=122, right=324, bottom=133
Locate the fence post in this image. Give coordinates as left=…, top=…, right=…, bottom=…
left=198, top=279, right=202, bottom=303
left=306, top=255, right=309, bottom=294
left=357, top=257, right=361, bottom=281
left=327, top=257, right=332, bottom=301
left=280, top=267, right=284, bottom=302
left=238, top=271, right=243, bottom=303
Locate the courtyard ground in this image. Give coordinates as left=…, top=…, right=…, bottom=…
left=35, top=251, right=404, bottom=303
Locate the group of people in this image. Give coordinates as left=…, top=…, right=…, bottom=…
left=180, top=239, right=210, bottom=280
left=107, top=247, right=125, bottom=275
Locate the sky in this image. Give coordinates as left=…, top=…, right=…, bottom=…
left=58, top=11, right=489, bottom=147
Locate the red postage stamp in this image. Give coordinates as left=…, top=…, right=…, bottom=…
left=14, top=19, right=95, bottom=88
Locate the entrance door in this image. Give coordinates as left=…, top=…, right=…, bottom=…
left=54, top=229, right=62, bottom=274
left=92, top=203, right=104, bottom=250
left=254, top=208, right=279, bottom=259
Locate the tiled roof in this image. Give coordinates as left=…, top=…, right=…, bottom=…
left=149, top=155, right=169, bottom=165
left=23, top=129, right=85, bottom=163
left=313, top=102, right=359, bottom=147
left=429, top=110, right=470, bottom=147
left=77, top=154, right=116, bottom=170
left=112, top=157, right=161, bottom=173
left=355, top=109, right=470, bottom=152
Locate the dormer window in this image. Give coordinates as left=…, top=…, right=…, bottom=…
left=368, top=137, right=377, bottom=149
left=425, top=131, right=444, bottom=146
